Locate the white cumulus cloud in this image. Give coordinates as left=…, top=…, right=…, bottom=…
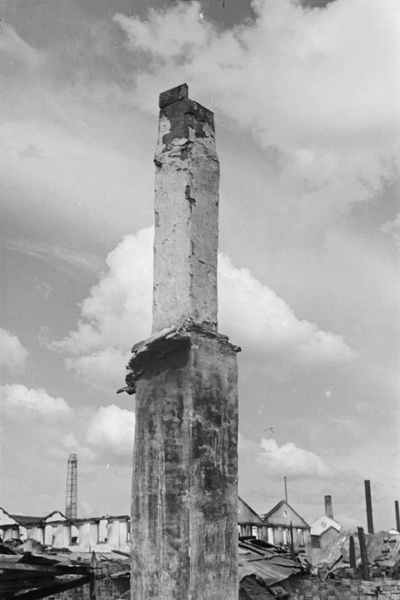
left=60, top=432, right=97, bottom=463
left=86, top=404, right=135, bottom=459
left=0, top=328, right=28, bottom=372
left=52, top=228, right=153, bottom=389
left=115, top=0, right=400, bottom=213
left=381, top=213, right=400, bottom=244
left=218, top=253, right=355, bottom=363
left=239, top=433, right=336, bottom=481
left=257, top=438, right=336, bottom=479
left=53, top=227, right=355, bottom=389
left=1, top=383, right=71, bottom=420
left=0, top=21, right=46, bottom=70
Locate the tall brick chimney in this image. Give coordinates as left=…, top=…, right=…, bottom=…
left=127, top=84, right=239, bottom=600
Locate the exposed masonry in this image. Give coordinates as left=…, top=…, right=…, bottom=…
left=130, top=327, right=239, bottom=600
left=118, top=318, right=241, bottom=396
left=50, top=575, right=400, bottom=600
left=293, top=577, right=400, bottom=600
left=152, top=83, right=220, bottom=334
left=125, top=84, right=240, bottom=600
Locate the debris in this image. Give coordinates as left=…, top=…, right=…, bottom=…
left=0, top=551, right=92, bottom=600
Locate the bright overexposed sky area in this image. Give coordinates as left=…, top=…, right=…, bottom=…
left=0, top=0, right=399, bottom=532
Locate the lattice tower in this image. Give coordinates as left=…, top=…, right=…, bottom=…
left=65, top=453, right=78, bottom=519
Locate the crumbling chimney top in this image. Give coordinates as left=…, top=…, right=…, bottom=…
left=159, top=83, right=189, bottom=108
left=152, top=81, right=219, bottom=332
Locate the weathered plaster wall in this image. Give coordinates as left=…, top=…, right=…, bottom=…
left=152, top=84, right=219, bottom=333
left=131, top=330, right=238, bottom=600
left=1, top=516, right=130, bottom=553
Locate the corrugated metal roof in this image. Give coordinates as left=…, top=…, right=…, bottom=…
left=367, top=531, right=400, bottom=569
left=260, top=500, right=310, bottom=529
left=238, top=539, right=309, bottom=587
left=0, top=551, right=91, bottom=599
left=316, top=529, right=400, bottom=571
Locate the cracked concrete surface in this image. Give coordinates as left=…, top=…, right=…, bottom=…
left=152, top=91, right=219, bottom=334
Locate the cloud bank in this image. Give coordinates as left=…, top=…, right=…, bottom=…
left=115, top=0, right=400, bottom=212
left=0, top=0, right=397, bottom=526
left=239, top=433, right=336, bottom=483
left=219, top=253, right=355, bottom=363
left=0, top=328, right=28, bottom=372
left=257, top=438, right=335, bottom=479
left=86, top=404, right=135, bottom=459
left=1, top=383, right=71, bottom=420
left=53, top=227, right=355, bottom=389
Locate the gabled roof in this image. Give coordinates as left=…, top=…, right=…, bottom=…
left=43, top=511, right=67, bottom=522
left=261, top=500, right=310, bottom=529
left=238, top=497, right=263, bottom=525
left=310, top=515, right=342, bottom=536
left=9, top=515, right=43, bottom=526
left=3, top=511, right=67, bottom=527
left=0, top=507, right=17, bottom=527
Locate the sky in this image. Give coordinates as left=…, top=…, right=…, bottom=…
left=0, top=0, right=399, bottom=532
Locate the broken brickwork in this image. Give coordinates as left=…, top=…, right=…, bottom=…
left=293, top=577, right=400, bottom=600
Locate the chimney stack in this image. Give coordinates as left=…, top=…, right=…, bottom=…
left=324, top=495, right=333, bottom=519
left=128, top=84, right=239, bottom=600
left=65, top=453, right=78, bottom=520
left=395, top=500, right=400, bottom=532
left=364, top=480, right=374, bottom=534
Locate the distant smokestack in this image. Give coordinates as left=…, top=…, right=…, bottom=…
left=349, top=535, right=356, bottom=568
left=324, top=495, right=333, bottom=519
left=395, top=500, right=400, bottom=532
left=65, top=453, right=78, bottom=520
left=364, top=480, right=374, bottom=534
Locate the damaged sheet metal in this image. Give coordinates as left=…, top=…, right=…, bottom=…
left=238, top=539, right=310, bottom=588
left=316, top=528, right=400, bottom=578
left=0, top=551, right=92, bottom=600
